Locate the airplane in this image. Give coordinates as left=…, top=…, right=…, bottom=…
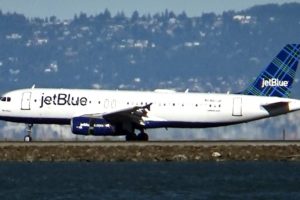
left=0, top=44, right=300, bottom=142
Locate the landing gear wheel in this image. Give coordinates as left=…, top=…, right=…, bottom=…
left=24, top=135, right=32, bottom=142
left=137, top=132, right=149, bottom=141
left=126, top=133, right=137, bottom=141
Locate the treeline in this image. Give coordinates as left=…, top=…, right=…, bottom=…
left=0, top=3, right=300, bottom=95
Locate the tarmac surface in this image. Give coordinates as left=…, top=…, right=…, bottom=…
left=1, top=140, right=300, bottom=146
left=1, top=140, right=300, bottom=162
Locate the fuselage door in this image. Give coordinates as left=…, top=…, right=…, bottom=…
left=232, top=97, right=242, bottom=116
left=21, top=92, right=31, bottom=110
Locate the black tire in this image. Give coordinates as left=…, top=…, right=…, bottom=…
left=137, top=132, right=149, bottom=141
left=125, top=133, right=137, bottom=141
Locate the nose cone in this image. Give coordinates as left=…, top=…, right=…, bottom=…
left=0, top=94, right=14, bottom=115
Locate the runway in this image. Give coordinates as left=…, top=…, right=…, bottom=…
left=0, top=140, right=300, bottom=146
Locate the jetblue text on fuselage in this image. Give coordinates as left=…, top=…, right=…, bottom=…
left=40, top=93, right=88, bottom=108
left=261, top=78, right=289, bottom=88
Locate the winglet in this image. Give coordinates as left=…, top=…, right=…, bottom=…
left=143, top=103, right=152, bottom=111
left=242, top=44, right=300, bottom=97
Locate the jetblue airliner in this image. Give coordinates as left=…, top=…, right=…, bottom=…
left=0, top=44, right=300, bottom=141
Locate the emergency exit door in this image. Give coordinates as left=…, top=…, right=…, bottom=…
left=232, top=97, right=242, bottom=116
left=21, top=92, right=31, bottom=110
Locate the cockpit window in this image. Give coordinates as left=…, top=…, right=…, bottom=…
left=0, top=97, right=11, bottom=102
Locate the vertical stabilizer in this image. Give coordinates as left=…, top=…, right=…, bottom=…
left=243, top=44, right=300, bottom=97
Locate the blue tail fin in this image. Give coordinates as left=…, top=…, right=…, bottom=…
left=242, top=44, right=300, bottom=97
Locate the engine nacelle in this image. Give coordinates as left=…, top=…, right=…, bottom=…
left=71, top=116, right=116, bottom=136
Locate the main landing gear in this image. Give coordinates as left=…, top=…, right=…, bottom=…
left=24, top=124, right=33, bottom=142
left=125, top=130, right=149, bottom=141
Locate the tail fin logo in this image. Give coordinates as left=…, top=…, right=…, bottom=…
left=242, top=44, right=300, bottom=97
left=261, top=78, right=289, bottom=88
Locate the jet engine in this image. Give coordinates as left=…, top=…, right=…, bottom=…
left=71, top=116, right=116, bottom=136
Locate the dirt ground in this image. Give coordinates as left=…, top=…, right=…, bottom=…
left=1, top=144, right=300, bottom=162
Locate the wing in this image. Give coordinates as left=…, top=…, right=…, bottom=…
left=82, top=103, right=152, bottom=127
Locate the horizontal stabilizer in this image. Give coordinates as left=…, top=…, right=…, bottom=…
left=262, top=102, right=289, bottom=116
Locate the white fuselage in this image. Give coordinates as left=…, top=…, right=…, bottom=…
left=1, top=88, right=300, bottom=129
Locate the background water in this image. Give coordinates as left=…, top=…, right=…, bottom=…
left=0, top=161, right=299, bottom=200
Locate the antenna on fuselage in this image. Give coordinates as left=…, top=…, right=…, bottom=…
left=31, top=84, right=35, bottom=89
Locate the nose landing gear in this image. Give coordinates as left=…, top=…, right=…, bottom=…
left=24, top=124, right=33, bottom=142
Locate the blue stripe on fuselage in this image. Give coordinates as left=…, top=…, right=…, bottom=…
left=144, top=121, right=240, bottom=129
left=0, top=116, right=70, bottom=125
left=0, top=116, right=239, bottom=129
